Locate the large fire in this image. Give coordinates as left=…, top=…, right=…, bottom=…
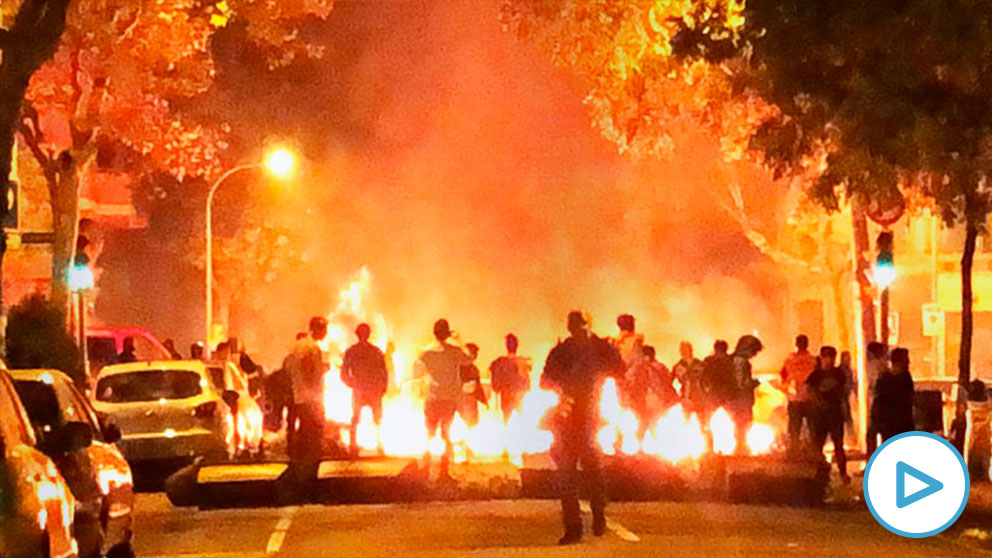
left=319, top=268, right=780, bottom=465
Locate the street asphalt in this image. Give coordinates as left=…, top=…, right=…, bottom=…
left=132, top=494, right=992, bottom=558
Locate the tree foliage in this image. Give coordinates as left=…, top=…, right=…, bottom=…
left=504, top=0, right=992, bottom=407
left=6, top=0, right=333, bottom=311
left=5, top=293, right=82, bottom=383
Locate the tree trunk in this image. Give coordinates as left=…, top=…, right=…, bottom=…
left=954, top=219, right=979, bottom=452
left=0, top=0, right=73, bottom=355
left=49, top=156, right=79, bottom=316
left=852, top=201, right=877, bottom=345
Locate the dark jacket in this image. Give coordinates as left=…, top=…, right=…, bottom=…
left=806, top=365, right=847, bottom=423
left=460, top=363, right=489, bottom=406
left=541, top=334, right=624, bottom=437
left=341, top=341, right=389, bottom=396
left=702, top=353, right=737, bottom=404
left=872, top=370, right=915, bottom=437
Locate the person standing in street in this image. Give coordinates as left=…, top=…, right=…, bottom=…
left=118, top=337, right=137, bottom=363
left=626, top=345, right=677, bottom=440
left=805, top=346, right=850, bottom=484
left=542, top=311, right=625, bottom=545
left=780, top=334, right=817, bottom=456
left=163, top=338, right=183, bottom=360
left=489, top=334, right=532, bottom=424
left=872, top=347, right=915, bottom=442
left=282, top=316, right=328, bottom=499
left=613, top=314, right=644, bottom=368
left=415, top=319, right=471, bottom=477
left=865, top=342, right=888, bottom=456
left=701, top=340, right=736, bottom=450
left=672, top=341, right=705, bottom=418
left=730, top=335, right=763, bottom=455
left=190, top=342, right=204, bottom=361
left=457, top=343, right=488, bottom=429
left=839, top=350, right=857, bottom=444
left=341, top=323, right=389, bottom=456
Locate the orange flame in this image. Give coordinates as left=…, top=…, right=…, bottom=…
left=320, top=267, right=779, bottom=464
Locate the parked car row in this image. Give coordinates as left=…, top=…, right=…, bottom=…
left=1, top=365, right=102, bottom=558
left=92, top=360, right=264, bottom=465
left=0, top=342, right=266, bottom=558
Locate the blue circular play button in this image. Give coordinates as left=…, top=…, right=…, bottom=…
left=863, top=431, right=969, bottom=538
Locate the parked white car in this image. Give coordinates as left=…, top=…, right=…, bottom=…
left=90, top=361, right=263, bottom=466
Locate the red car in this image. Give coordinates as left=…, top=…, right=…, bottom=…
left=86, top=327, right=172, bottom=375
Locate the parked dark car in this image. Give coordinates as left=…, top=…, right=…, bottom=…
left=11, top=369, right=134, bottom=558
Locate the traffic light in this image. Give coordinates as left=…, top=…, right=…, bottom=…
left=2, top=179, right=18, bottom=230
left=876, top=230, right=895, bottom=288
left=68, top=233, right=94, bottom=291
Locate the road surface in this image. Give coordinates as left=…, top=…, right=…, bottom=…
left=132, top=494, right=990, bottom=558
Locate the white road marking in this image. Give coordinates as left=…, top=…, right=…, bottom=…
left=265, top=532, right=287, bottom=555
left=580, top=502, right=641, bottom=543
left=265, top=506, right=298, bottom=555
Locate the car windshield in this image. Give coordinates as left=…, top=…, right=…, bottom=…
left=11, top=380, right=61, bottom=437
left=96, top=369, right=203, bottom=403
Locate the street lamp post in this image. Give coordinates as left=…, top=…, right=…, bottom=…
left=204, top=149, right=295, bottom=357
left=68, top=262, right=94, bottom=381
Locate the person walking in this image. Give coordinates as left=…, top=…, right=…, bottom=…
left=613, top=314, right=644, bottom=368
left=701, top=340, right=736, bottom=450
left=341, top=323, right=389, bottom=456
left=458, top=343, right=488, bottom=428
left=542, top=311, right=625, bottom=545
left=626, top=345, right=677, bottom=440
left=805, top=346, right=850, bottom=484
left=864, top=342, right=888, bottom=456
left=967, top=380, right=991, bottom=482
left=672, top=341, right=705, bottom=417
left=838, top=351, right=857, bottom=444
left=281, top=317, right=328, bottom=499
left=415, top=319, right=471, bottom=477
left=872, top=347, right=915, bottom=442
left=489, top=334, right=532, bottom=424
left=780, top=334, right=817, bottom=456
left=730, top=335, right=763, bottom=455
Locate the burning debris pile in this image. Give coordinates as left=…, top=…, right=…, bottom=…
left=316, top=268, right=780, bottom=467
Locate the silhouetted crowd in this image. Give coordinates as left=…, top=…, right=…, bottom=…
left=253, top=309, right=936, bottom=545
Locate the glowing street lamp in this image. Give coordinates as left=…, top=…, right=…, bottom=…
left=205, top=147, right=297, bottom=355
left=875, top=262, right=896, bottom=289
left=67, top=264, right=94, bottom=292
left=263, top=148, right=296, bottom=179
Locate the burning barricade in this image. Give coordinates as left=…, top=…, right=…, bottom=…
left=313, top=267, right=785, bottom=472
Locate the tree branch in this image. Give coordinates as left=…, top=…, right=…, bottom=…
left=114, top=5, right=143, bottom=44
left=721, top=178, right=825, bottom=273
left=17, top=101, right=57, bottom=182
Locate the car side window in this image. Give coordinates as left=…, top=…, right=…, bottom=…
left=59, top=383, right=101, bottom=438
left=0, top=374, right=34, bottom=447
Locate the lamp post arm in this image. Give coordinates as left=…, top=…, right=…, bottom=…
left=205, top=163, right=259, bottom=357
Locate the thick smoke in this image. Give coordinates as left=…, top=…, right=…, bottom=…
left=272, top=1, right=789, bottom=371
left=100, top=0, right=791, bottom=372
